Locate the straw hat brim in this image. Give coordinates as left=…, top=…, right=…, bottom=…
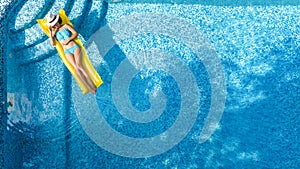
left=48, top=15, right=59, bottom=27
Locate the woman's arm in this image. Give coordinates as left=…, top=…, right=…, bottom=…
left=49, top=26, right=57, bottom=46
left=62, top=24, right=78, bottom=45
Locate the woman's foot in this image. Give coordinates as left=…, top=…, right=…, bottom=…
left=86, top=82, right=97, bottom=94
left=90, top=86, right=97, bottom=95
left=90, top=89, right=96, bottom=94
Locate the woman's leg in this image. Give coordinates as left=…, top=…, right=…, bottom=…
left=73, top=48, right=97, bottom=94
left=65, top=51, right=96, bottom=94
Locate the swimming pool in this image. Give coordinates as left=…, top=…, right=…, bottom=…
left=1, top=0, right=299, bottom=168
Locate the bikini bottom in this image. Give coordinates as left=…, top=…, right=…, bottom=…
left=64, top=44, right=80, bottom=55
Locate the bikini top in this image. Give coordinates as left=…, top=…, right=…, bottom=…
left=56, top=27, right=71, bottom=41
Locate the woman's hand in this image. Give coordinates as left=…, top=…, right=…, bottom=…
left=49, top=26, right=58, bottom=37
left=61, top=39, right=70, bottom=45
left=48, top=26, right=57, bottom=46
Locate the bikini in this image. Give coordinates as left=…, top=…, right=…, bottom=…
left=56, top=27, right=79, bottom=55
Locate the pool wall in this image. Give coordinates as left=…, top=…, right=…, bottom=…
left=0, top=0, right=17, bottom=166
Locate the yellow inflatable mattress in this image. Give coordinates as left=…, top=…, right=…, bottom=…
left=37, top=8, right=103, bottom=94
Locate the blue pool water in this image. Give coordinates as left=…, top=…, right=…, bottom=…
left=0, top=0, right=299, bottom=168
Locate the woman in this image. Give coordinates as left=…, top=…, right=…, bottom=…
left=46, top=13, right=97, bottom=94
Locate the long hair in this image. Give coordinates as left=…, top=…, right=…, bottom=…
left=58, top=16, right=63, bottom=24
